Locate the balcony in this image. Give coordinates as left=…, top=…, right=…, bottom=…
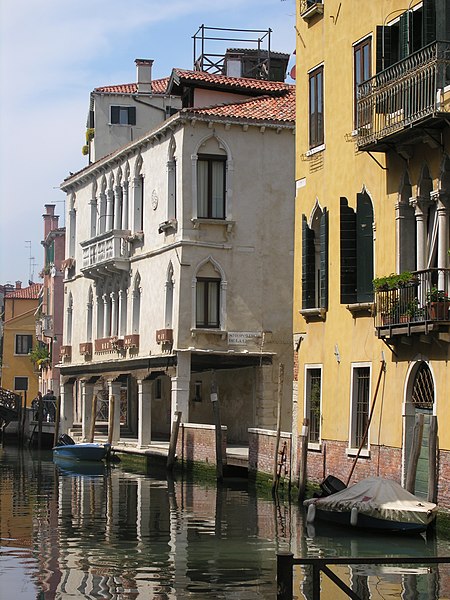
left=374, top=268, right=450, bottom=340
left=80, top=230, right=130, bottom=279
left=300, top=0, right=323, bottom=20
left=124, top=334, right=139, bottom=350
left=156, top=328, right=173, bottom=344
left=79, top=342, right=93, bottom=356
left=356, top=42, right=450, bottom=152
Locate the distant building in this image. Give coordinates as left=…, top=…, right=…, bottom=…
left=2, top=281, right=42, bottom=402
left=35, top=204, right=65, bottom=396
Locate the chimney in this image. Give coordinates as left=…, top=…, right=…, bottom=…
left=135, top=59, right=153, bottom=93
left=15, top=281, right=22, bottom=289
left=43, top=204, right=59, bottom=237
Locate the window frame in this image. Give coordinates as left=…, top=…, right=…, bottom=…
left=308, top=65, right=324, bottom=149
left=15, top=334, right=33, bottom=355
left=349, top=363, right=372, bottom=454
left=197, top=154, right=226, bottom=220
left=14, top=376, right=29, bottom=391
left=304, top=365, right=322, bottom=447
left=110, top=105, right=137, bottom=126
left=353, top=36, right=372, bottom=127
left=196, top=277, right=221, bottom=328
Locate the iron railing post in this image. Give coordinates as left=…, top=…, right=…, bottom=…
left=277, top=551, right=294, bottom=600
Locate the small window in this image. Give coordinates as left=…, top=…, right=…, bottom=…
left=110, top=106, right=136, bottom=126
left=193, top=381, right=202, bottom=402
left=350, top=366, right=371, bottom=449
left=196, top=277, right=220, bottom=328
left=15, top=334, right=33, bottom=355
left=197, top=155, right=226, bottom=219
left=305, top=367, right=322, bottom=444
left=354, top=38, right=371, bottom=127
left=309, top=66, right=324, bottom=149
left=14, top=376, right=29, bottom=391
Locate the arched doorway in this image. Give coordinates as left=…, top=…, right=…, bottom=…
left=405, top=362, right=435, bottom=499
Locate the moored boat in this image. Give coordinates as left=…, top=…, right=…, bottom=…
left=53, top=434, right=110, bottom=461
left=304, top=477, right=437, bottom=534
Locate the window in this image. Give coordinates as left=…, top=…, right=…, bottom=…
left=340, top=193, right=374, bottom=304
left=350, top=365, right=371, bottom=449
left=110, top=106, right=136, bottom=125
left=354, top=38, right=371, bottom=126
left=196, top=277, right=220, bottom=328
left=15, top=334, right=33, bottom=355
left=155, top=378, right=162, bottom=400
left=305, top=367, right=322, bottom=444
left=308, top=66, right=324, bottom=149
left=302, top=207, right=328, bottom=310
left=197, top=155, right=226, bottom=219
left=14, top=376, right=28, bottom=391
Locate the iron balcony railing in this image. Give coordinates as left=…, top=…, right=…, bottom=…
left=300, top=0, right=323, bottom=18
left=374, top=268, right=450, bottom=331
left=357, top=41, right=450, bottom=150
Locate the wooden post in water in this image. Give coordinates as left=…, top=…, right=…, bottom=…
left=276, top=551, right=294, bottom=600
left=297, top=418, right=309, bottom=501
left=406, top=413, right=424, bottom=493
left=37, top=392, right=43, bottom=450
left=428, top=415, right=438, bottom=503
left=167, top=411, right=182, bottom=471
left=88, top=395, right=97, bottom=443
left=211, top=381, right=223, bottom=482
left=53, top=395, right=61, bottom=447
left=108, top=395, right=115, bottom=445
left=272, top=363, right=284, bottom=497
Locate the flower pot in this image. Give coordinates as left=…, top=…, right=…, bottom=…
left=428, top=301, right=449, bottom=321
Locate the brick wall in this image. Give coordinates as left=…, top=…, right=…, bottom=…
left=176, top=423, right=227, bottom=466
left=248, top=428, right=292, bottom=476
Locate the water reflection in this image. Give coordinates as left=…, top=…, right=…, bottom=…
left=1, top=445, right=449, bottom=599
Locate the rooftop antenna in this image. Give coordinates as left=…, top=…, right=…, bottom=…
left=25, top=241, right=35, bottom=283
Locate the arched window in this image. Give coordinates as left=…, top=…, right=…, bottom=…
left=132, top=273, right=141, bottom=334
left=68, top=194, right=77, bottom=259
left=86, top=287, right=93, bottom=342
left=194, top=258, right=226, bottom=329
left=396, top=172, right=415, bottom=273
left=167, top=138, right=177, bottom=221
left=302, top=201, right=328, bottom=310
left=193, top=135, right=231, bottom=220
left=131, top=155, right=144, bottom=233
left=165, top=263, right=174, bottom=329
left=66, top=292, right=73, bottom=345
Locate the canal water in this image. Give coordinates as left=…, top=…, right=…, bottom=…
left=1, top=446, right=450, bottom=599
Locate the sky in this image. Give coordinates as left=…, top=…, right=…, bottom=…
left=0, top=0, right=296, bottom=286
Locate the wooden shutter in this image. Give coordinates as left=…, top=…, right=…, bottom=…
left=110, top=106, right=120, bottom=124
left=422, top=0, right=436, bottom=45
left=320, top=209, right=328, bottom=309
left=128, top=106, right=137, bottom=125
left=356, top=193, right=374, bottom=302
left=399, top=11, right=410, bottom=59
left=340, top=198, right=356, bottom=304
left=302, top=216, right=316, bottom=309
left=376, top=26, right=393, bottom=72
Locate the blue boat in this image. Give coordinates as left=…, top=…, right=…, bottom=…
left=53, top=434, right=110, bottom=461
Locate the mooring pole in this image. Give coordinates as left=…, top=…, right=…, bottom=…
left=88, top=395, right=97, bottom=443
left=428, top=415, right=438, bottom=503
left=277, top=551, right=293, bottom=600
left=53, top=395, right=61, bottom=447
left=272, top=363, right=284, bottom=497
left=298, top=418, right=309, bottom=501
left=167, top=411, right=182, bottom=471
left=211, top=381, right=223, bottom=482
left=108, top=395, right=115, bottom=446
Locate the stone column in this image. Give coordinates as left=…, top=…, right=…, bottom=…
left=81, top=381, right=95, bottom=441
left=59, top=379, right=74, bottom=435
left=98, top=192, right=107, bottom=234
left=89, top=197, right=97, bottom=238
left=113, top=185, right=122, bottom=230
left=103, top=293, right=110, bottom=338
left=432, top=190, right=450, bottom=289
left=108, top=381, right=122, bottom=443
left=170, top=351, right=191, bottom=422
left=131, top=177, right=142, bottom=232
left=106, top=188, right=114, bottom=231
left=118, top=289, right=126, bottom=337
left=110, top=291, right=118, bottom=337
left=137, top=379, right=152, bottom=448
left=410, top=195, right=432, bottom=271
left=122, top=181, right=129, bottom=230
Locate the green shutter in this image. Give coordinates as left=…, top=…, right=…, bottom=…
left=302, top=216, right=316, bottom=309
left=422, top=0, right=436, bottom=45
left=340, top=198, right=356, bottom=304
left=111, top=106, right=120, bottom=124
left=356, top=192, right=374, bottom=302
left=128, top=106, right=136, bottom=125
left=320, top=209, right=328, bottom=309
left=399, top=11, right=410, bottom=59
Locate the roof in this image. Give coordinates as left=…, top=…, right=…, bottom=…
left=169, top=68, right=293, bottom=95
left=5, top=283, right=42, bottom=300
left=94, top=77, right=169, bottom=95
left=185, top=89, right=295, bottom=124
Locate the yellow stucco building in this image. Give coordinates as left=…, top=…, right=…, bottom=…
left=2, top=282, right=41, bottom=405
left=294, top=0, right=450, bottom=504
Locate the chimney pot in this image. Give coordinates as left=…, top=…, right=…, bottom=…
left=16, top=281, right=22, bottom=289
left=135, top=58, right=153, bottom=93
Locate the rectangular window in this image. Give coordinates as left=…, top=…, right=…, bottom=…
left=15, top=334, right=33, bottom=355
left=110, top=106, right=136, bottom=125
left=155, top=378, right=162, bottom=400
left=196, top=278, right=220, bottom=328
left=305, top=367, right=322, bottom=444
left=309, top=66, right=324, bottom=148
left=354, top=37, right=371, bottom=126
left=197, top=155, right=226, bottom=219
left=350, top=366, right=371, bottom=449
left=14, top=376, right=28, bottom=391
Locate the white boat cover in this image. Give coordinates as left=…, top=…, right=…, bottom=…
left=305, top=477, right=437, bottom=526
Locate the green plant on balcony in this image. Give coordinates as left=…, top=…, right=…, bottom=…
left=426, top=287, right=449, bottom=320
left=29, top=344, right=50, bottom=368
left=373, top=271, right=417, bottom=292
left=81, top=144, right=89, bottom=156
left=85, top=128, right=95, bottom=143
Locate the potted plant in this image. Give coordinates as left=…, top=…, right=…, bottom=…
left=400, top=298, right=419, bottom=323
left=426, top=287, right=449, bottom=320
left=373, top=271, right=417, bottom=292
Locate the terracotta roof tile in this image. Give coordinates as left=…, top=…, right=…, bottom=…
left=185, top=90, right=295, bottom=124
left=95, top=77, right=169, bottom=95
left=171, top=68, right=293, bottom=94
left=5, top=283, right=42, bottom=300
